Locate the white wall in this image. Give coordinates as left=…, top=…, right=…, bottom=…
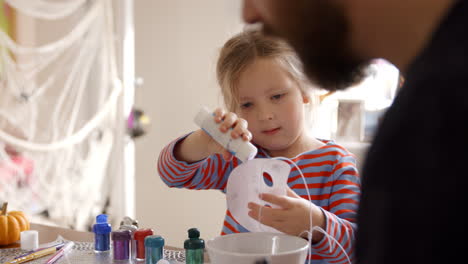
left=134, top=0, right=244, bottom=247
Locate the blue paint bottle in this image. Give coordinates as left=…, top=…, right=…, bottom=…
left=93, top=214, right=112, bottom=252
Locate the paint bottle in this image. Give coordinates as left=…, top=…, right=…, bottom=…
left=120, top=216, right=139, bottom=229
left=184, top=228, right=205, bottom=264
left=93, top=214, right=112, bottom=253
left=145, top=235, right=165, bottom=264
left=119, top=216, right=139, bottom=260
left=194, top=106, right=258, bottom=163
left=112, top=229, right=132, bottom=261
left=134, top=228, right=154, bottom=261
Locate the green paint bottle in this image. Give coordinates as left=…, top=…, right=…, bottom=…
left=184, top=228, right=205, bottom=264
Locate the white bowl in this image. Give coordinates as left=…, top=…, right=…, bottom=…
left=206, top=232, right=309, bottom=264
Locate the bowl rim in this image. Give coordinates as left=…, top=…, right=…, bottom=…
left=206, top=232, right=310, bottom=257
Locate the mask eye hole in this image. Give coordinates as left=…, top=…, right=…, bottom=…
left=263, top=172, right=273, bottom=187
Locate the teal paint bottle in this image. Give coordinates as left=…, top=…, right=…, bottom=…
left=145, top=235, right=165, bottom=264
left=184, top=228, right=205, bottom=264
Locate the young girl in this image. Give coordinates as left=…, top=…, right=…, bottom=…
left=157, top=29, right=360, bottom=263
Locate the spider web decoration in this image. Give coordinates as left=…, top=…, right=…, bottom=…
left=0, top=0, right=125, bottom=230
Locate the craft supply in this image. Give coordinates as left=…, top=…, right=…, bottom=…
left=119, top=216, right=139, bottom=229
left=44, top=241, right=74, bottom=264
left=3, top=246, right=57, bottom=264
left=112, top=229, right=131, bottom=261
left=184, top=228, right=204, bottom=264
left=20, top=230, right=38, bottom=251
left=0, top=239, right=186, bottom=264
left=194, top=106, right=258, bottom=162
left=134, top=228, right=154, bottom=261
left=92, top=214, right=112, bottom=253
left=145, top=235, right=164, bottom=264
left=226, top=158, right=290, bottom=233
left=14, top=243, right=65, bottom=259
left=118, top=216, right=138, bottom=260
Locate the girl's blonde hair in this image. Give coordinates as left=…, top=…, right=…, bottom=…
left=216, top=29, right=316, bottom=112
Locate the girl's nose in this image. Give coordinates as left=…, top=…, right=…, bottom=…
left=257, top=106, right=275, bottom=121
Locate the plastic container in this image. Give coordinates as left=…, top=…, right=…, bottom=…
left=206, top=232, right=309, bottom=264
left=134, top=228, right=154, bottom=261
left=93, top=214, right=112, bottom=253
left=145, top=235, right=165, bottom=264
left=120, top=216, right=139, bottom=229
left=184, top=228, right=205, bottom=264
left=112, top=229, right=132, bottom=261
left=20, top=230, right=39, bottom=251
left=194, top=106, right=257, bottom=162
left=119, top=217, right=139, bottom=260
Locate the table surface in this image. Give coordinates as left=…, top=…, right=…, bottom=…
left=0, top=223, right=210, bottom=262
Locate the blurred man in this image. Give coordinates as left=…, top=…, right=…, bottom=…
left=242, top=1, right=467, bottom=263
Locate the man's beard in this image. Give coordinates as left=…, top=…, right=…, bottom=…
left=263, top=1, right=372, bottom=92
left=296, top=29, right=372, bottom=92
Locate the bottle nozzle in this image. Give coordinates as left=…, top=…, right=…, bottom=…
left=184, top=228, right=205, bottom=250
left=97, top=214, right=108, bottom=223
left=188, top=228, right=200, bottom=239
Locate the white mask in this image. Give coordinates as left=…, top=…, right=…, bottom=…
left=226, top=158, right=290, bottom=233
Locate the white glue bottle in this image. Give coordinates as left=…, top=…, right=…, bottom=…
left=194, top=107, right=258, bottom=163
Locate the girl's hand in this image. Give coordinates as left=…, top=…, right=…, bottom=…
left=204, top=108, right=252, bottom=160
left=247, top=187, right=326, bottom=243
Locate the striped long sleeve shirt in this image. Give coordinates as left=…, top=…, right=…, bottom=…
left=157, top=133, right=360, bottom=264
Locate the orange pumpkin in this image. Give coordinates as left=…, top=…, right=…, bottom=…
left=0, top=202, right=30, bottom=245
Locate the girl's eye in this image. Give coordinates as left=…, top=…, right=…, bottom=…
left=272, top=93, right=285, bottom=100
left=241, top=102, right=252, bottom=109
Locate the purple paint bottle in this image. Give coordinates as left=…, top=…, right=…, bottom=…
left=112, top=229, right=132, bottom=261
left=119, top=216, right=139, bottom=260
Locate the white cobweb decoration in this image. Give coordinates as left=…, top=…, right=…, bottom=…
left=0, top=0, right=124, bottom=230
